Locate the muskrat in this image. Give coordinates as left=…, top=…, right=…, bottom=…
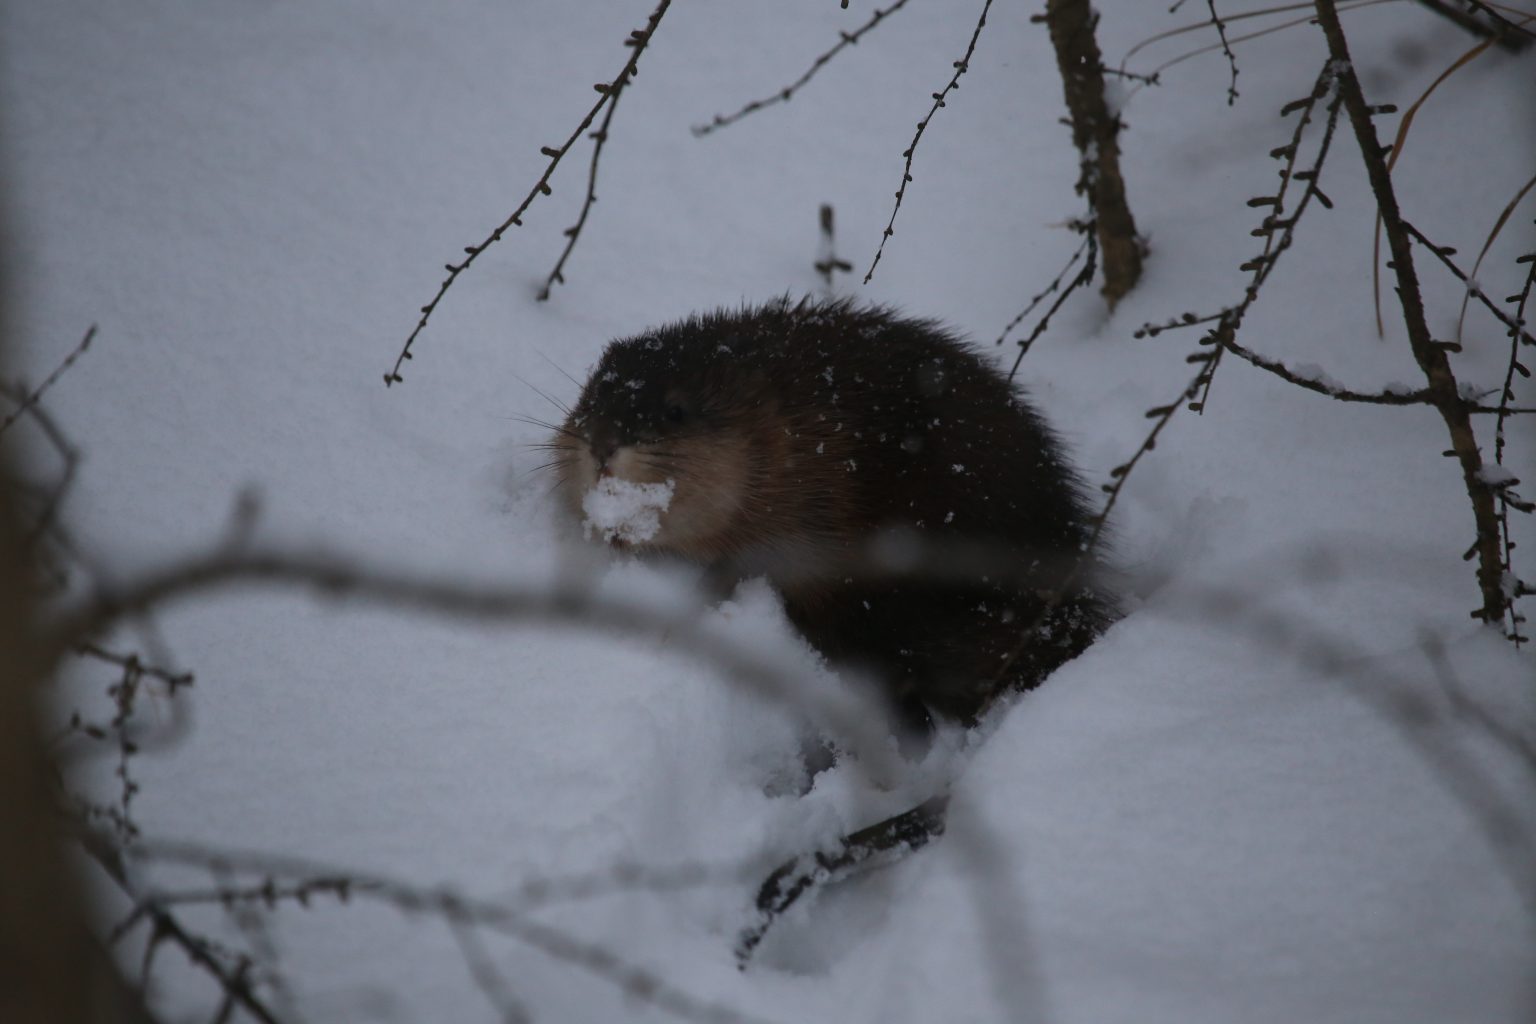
left=548, top=296, right=1113, bottom=732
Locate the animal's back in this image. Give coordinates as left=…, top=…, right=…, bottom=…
left=554, top=297, right=1114, bottom=727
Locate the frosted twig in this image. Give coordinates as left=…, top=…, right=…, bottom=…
left=736, top=795, right=948, bottom=966
left=864, top=0, right=993, bottom=284
left=693, top=0, right=915, bottom=136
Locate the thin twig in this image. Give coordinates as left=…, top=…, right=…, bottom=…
left=132, top=839, right=779, bottom=1024
left=1003, top=227, right=1098, bottom=380
left=864, top=0, right=994, bottom=284
left=39, top=543, right=896, bottom=777
left=111, top=877, right=362, bottom=944
left=0, top=324, right=95, bottom=436
left=1454, top=172, right=1535, bottom=345
left=693, top=0, right=915, bottom=136
left=1119, top=0, right=1392, bottom=80
left=1368, top=17, right=1535, bottom=335
left=1133, top=63, right=1343, bottom=413
left=79, top=832, right=284, bottom=1024
left=77, top=643, right=195, bottom=690
left=1002, top=66, right=1344, bottom=687
left=1202, top=64, right=1343, bottom=404
left=385, top=0, right=672, bottom=386
left=1400, top=219, right=1536, bottom=349
left=0, top=382, right=82, bottom=574
left=1206, top=0, right=1241, bottom=103
left=1416, top=0, right=1533, bottom=49
left=538, top=46, right=632, bottom=301
left=1218, top=339, right=1444, bottom=404
left=1492, top=237, right=1535, bottom=643
left=446, top=910, right=534, bottom=1024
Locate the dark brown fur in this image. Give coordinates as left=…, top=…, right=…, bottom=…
left=549, top=297, right=1113, bottom=728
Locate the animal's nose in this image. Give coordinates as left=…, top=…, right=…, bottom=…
left=589, top=429, right=619, bottom=470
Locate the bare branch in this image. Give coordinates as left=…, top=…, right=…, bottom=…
left=385, top=0, right=673, bottom=387
left=130, top=838, right=780, bottom=1024
left=445, top=909, right=534, bottom=1024
left=1313, top=0, right=1509, bottom=627
left=1369, top=12, right=1535, bottom=333
left=1401, top=219, right=1536, bottom=350
left=1001, top=227, right=1097, bottom=381
left=537, top=61, right=630, bottom=302
left=1132, top=62, right=1343, bottom=418
left=40, top=543, right=897, bottom=777
left=864, top=0, right=994, bottom=284
left=76, top=643, right=195, bottom=691
left=1205, top=0, right=1241, bottom=104
left=79, top=831, right=284, bottom=1024
left=693, top=0, right=914, bottom=136
left=1454, top=171, right=1535, bottom=345
left=0, top=324, right=95, bottom=436
left=1120, top=1, right=1410, bottom=107
left=1416, top=0, right=1534, bottom=50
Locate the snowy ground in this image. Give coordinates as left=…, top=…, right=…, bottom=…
left=4, top=0, right=1535, bottom=1021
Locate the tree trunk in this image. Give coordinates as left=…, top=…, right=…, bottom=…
left=1044, top=0, right=1144, bottom=306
